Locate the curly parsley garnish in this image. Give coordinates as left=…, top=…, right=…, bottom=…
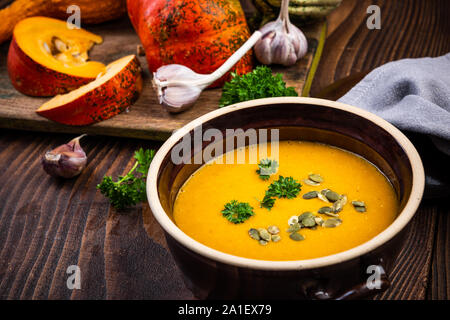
left=256, top=158, right=279, bottom=180
left=97, top=148, right=155, bottom=210
left=260, top=176, right=302, bottom=210
left=267, top=176, right=302, bottom=199
left=222, top=200, right=255, bottom=224
left=260, top=194, right=276, bottom=210
left=219, top=66, right=298, bottom=107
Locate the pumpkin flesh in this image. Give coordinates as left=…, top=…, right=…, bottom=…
left=7, top=17, right=105, bottom=96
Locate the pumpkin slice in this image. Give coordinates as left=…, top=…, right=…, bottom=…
left=36, top=55, right=143, bottom=125
left=7, top=16, right=105, bottom=96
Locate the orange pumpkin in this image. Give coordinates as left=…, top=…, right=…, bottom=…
left=127, top=0, right=253, bottom=87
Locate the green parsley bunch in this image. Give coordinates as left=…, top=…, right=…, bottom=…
left=219, top=66, right=298, bottom=107
left=97, top=148, right=155, bottom=210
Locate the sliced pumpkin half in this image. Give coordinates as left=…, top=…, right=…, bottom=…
left=7, top=16, right=106, bottom=96
left=37, top=55, right=143, bottom=126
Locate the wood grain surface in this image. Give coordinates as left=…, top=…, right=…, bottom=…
left=311, top=0, right=450, bottom=300
left=0, top=17, right=325, bottom=140
left=0, top=0, right=449, bottom=300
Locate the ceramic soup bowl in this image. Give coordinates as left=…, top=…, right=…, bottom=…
left=147, top=97, right=425, bottom=299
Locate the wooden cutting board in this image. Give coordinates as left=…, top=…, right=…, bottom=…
left=0, top=17, right=326, bottom=141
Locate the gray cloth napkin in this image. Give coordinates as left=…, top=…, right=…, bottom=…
left=338, top=53, right=450, bottom=155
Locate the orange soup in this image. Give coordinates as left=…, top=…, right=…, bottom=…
left=173, top=141, right=398, bottom=261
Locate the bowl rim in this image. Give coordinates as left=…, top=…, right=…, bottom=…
left=147, top=97, right=425, bottom=271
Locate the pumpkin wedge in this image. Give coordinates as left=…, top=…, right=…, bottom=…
left=36, top=55, right=142, bottom=126
left=7, top=16, right=105, bottom=96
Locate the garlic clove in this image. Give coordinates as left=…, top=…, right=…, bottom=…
left=159, top=85, right=203, bottom=113
left=290, top=25, right=308, bottom=59
left=42, top=134, right=87, bottom=178
left=254, top=31, right=275, bottom=65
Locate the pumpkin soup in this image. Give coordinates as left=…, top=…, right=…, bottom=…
left=173, top=141, right=398, bottom=261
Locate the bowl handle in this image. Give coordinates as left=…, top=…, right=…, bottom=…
left=307, top=262, right=390, bottom=300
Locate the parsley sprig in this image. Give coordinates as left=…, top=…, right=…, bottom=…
left=222, top=200, right=255, bottom=224
left=219, top=66, right=298, bottom=107
left=260, top=176, right=302, bottom=210
left=256, top=158, right=278, bottom=180
left=97, top=148, right=155, bottom=210
left=260, top=194, right=276, bottom=210
left=267, top=176, right=302, bottom=199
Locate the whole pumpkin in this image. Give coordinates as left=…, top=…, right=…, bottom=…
left=127, top=0, right=253, bottom=87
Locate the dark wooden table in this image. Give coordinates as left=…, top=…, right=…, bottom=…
left=0, top=0, right=448, bottom=300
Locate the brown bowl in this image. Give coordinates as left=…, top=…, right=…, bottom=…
left=147, top=97, right=425, bottom=299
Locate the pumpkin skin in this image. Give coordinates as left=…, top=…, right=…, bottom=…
left=127, top=0, right=254, bottom=88
left=36, top=55, right=143, bottom=126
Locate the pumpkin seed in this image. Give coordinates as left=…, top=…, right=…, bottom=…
left=287, top=222, right=301, bottom=233
left=53, top=37, right=68, bottom=52
left=298, top=211, right=315, bottom=220
left=352, top=200, right=367, bottom=212
left=248, top=228, right=260, bottom=240
left=303, top=179, right=320, bottom=186
left=314, top=217, right=324, bottom=226
left=288, top=215, right=299, bottom=226
left=302, top=216, right=316, bottom=227
left=324, top=190, right=340, bottom=202
left=271, top=234, right=281, bottom=242
left=289, top=232, right=305, bottom=241
left=259, top=239, right=269, bottom=246
left=298, top=212, right=316, bottom=227
left=332, top=194, right=347, bottom=213
left=317, top=192, right=330, bottom=203
left=323, top=218, right=342, bottom=228
left=308, top=173, right=324, bottom=183
left=332, top=201, right=343, bottom=213
left=267, top=225, right=280, bottom=235
left=318, top=206, right=338, bottom=217
left=352, top=201, right=366, bottom=207
left=318, top=206, right=332, bottom=214
left=303, top=191, right=318, bottom=199
left=258, top=228, right=271, bottom=241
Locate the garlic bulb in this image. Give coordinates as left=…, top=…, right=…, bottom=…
left=153, top=64, right=209, bottom=113
left=153, top=31, right=262, bottom=113
left=42, top=134, right=87, bottom=178
left=254, top=0, right=308, bottom=66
